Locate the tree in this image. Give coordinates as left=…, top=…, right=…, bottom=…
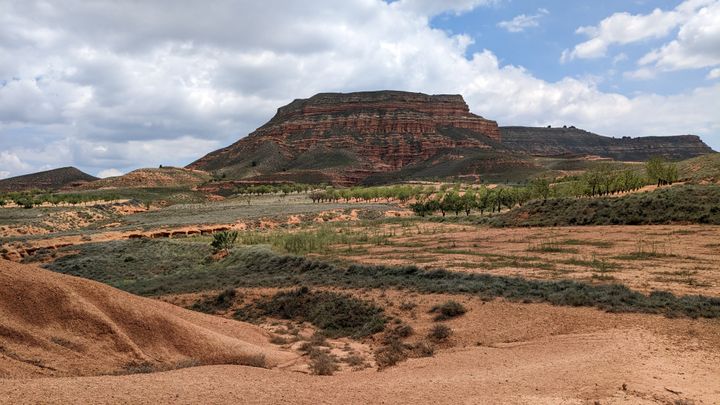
left=530, top=177, right=551, bottom=201
left=211, top=231, right=238, bottom=254
left=461, top=189, right=476, bottom=216
left=441, top=191, right=463, bottom=216
left=646, top=156, right=677, bottom=187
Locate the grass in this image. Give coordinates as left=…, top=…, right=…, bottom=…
left=234, top=225, right=394, bottom=255
left=562, top=257, right=619, bottom=272
left=42, top=239, right=720, bottom=319
left=527, top=239, right=579, bottom=254
left=614, top=239, right=676, bottom=260
left=559, top=239, right=614, bottom=248
left=233, top=287, right=387, bottom=338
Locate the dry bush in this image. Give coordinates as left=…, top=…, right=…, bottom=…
left=428, top=324, right=452, bottom=342
left=309, top=352, right=338, bottom=376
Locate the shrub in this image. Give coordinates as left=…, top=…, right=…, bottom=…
left=428, top=324, right=452, bottom=342
left=230, top=353, right=267, bottom=368
left=190, top=288, right=237, bottom=313
left=234, top=287, right=386, bottom=338
left=342, top=354, right=367, bottom=368
left=429, top=300, right=467, bottom=321
left=309, top=351, right=339, bottom=376
left=412, top=341, right=435, bottom=357
left=211, top=231, right=238, bottom=253
left=374, top=339, right=408, bottom=370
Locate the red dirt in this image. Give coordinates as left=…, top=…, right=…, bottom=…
left=0, top=260, right=296, bottom=379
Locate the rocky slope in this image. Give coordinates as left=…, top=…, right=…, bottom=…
left=0, top=167, right=97, bottom=192
left=500, top=126, right=713, bottom=161
left=188, top=91, right=502, bottom=184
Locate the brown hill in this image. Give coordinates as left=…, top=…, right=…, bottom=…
left=0, top=260, right=295, bottom=378
left=0, top=167, right=97, bottom=192
left=78, top=167, right=211, bottom=190
left=500, top=126, right=714, bottom=161
left=188, top=91, right=502, bottom=184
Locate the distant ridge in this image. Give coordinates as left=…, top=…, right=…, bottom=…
left=0, top=167, right=97, bottom=192
left=500, top=126, right=714, bottom=161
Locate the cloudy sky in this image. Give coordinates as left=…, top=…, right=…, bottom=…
left=1, top=0, right=719, bottom=179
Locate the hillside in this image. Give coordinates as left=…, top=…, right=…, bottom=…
left=0, top=260, right=294, bottom=378
left=78, top=167, right=211, bottom=190
left=678, top=153, right=720, bottom=182
left=491, top=184, right=720, bottom=227
left=500, top=126, right=713, bottom=161
left=0, top=167, right=97, bottom=192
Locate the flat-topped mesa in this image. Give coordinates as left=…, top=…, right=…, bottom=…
left=254, top=91, right=501, bottom=141
left=188, top=91, right=502, bottom=182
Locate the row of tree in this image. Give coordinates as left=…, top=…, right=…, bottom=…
left=0, top=191, right=120, bottom=209
left=232, top=183, right=315, bottom=196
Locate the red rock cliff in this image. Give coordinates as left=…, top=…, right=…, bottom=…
left=188, top=91, right=501, bottom=179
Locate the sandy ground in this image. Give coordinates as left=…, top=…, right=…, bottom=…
left=2, top=304, right=718, bottom=404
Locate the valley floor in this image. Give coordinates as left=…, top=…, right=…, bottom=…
left=2, top=193, right=720, bottom=404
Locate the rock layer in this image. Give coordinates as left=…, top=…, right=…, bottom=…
left=188, top=91, right=501, bottom=181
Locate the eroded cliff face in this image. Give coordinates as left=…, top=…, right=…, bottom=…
left=188, top=91, right=501, bottom=179
left=500, top=127, right=714, bottom=161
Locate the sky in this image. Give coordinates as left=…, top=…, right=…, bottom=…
left=0, top=0, right=719, bottom=179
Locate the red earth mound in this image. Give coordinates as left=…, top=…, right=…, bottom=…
left=0, top=260, right=295, bottom=378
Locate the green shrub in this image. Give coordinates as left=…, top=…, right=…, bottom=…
left=211, top=231, right=238, bottom=253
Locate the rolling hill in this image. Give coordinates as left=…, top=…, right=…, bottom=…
left=0, top=167, right=97, bottom=192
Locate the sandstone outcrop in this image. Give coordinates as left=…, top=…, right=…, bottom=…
left=188, top=91, right=501, bottom=183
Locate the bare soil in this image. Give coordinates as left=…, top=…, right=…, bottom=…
left=3, top=286, right=718, bottom=404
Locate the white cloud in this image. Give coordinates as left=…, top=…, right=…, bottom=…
left=623, top=68, right=656, bottom=80
left=639, top=1, right=720, bottom=71
left=97, top=168, right=123, bottom=178
left=497, top=8, right=549, bottom=33
left=563, top=0, right=715, bottom=61
left=708, top=68, right=720, bottom=79
left=0, top=0, right=718, bottom=178
left=0, top=151, right=31, bottom=177
left=392, top=0, right=498, bottom=17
